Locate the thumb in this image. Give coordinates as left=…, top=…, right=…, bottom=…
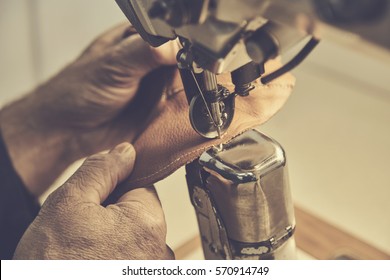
left=65, top=142, right=136, bottom=204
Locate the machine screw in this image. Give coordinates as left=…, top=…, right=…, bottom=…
left=148, top=0, right=191, bottom=28
left=193, top=195, right=203, bottom=208
left=148, top=1, right=169, bottom=19
left=209, top=243, right=219, bottom=254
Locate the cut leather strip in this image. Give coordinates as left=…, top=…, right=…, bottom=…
left=120, top=59, right=294, bottom=194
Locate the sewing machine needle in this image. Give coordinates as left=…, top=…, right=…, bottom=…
left=216, top=125, right=222, bottom=139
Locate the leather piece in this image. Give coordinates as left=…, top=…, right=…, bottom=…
left=124, top=59, right=295, bottom=191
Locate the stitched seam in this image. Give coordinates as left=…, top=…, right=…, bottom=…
left=130, top=146, right=211, bottom=184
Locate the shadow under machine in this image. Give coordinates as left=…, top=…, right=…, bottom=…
left=115, top=0, right=390, bottom=259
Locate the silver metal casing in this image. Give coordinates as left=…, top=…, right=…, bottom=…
left=186, top=129, right=296, bottom=259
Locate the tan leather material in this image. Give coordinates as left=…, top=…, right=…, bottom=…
left=119, top=59, right=294, bottom=194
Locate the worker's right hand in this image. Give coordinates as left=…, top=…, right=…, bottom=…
left=13, top=142, right=174, bottom=260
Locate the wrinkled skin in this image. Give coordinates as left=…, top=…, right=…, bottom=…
left=13, top=143, right=174, bottom=260
left=0, top=23, right=179, bottom=196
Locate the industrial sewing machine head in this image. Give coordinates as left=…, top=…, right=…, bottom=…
left=116, top=0, right=320, bottom=139
left=115, top=0, right=388, bottom=259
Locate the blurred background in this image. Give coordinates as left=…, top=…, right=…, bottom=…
left=0, top=0, right=389, bottom=259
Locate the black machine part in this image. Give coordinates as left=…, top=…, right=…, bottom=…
left=115, top=0, right=169, bottom=47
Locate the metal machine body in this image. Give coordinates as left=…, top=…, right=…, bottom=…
left=115, top=0, right=389, bottom=259
left=186, top=129, right=296, bottom=259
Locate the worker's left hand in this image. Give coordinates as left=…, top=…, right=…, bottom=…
left=13, top=142, right=174, bottom=260
left=0, top=23, right=179, bottom=196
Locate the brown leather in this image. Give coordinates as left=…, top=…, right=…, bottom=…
left=124, top=59, right=294, bottom=190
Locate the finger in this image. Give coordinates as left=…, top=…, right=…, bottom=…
left=114, top=185, right=169, bottom=253
left=112, top=35, right=180, bottom=75
left=83, top=22, right=136, bottom=55
left=149, top=39, right=181, bottom=65
left=65, top=142, right=136, bottom=204
left=116, top=185, right=162, bottom=210
left=115, top=185, right=166, bottom=227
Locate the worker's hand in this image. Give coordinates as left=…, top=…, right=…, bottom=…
left=0, top=23, right=179, bottom=196
left=13, top=142, right=173, bottom=260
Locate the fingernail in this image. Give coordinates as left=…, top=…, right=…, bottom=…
left=111, top=142, right=134, bottom=155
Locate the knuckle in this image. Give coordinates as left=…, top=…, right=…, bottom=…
left=120, top=203, right=168, bottom=258
left=104, top=205, right=167, bottom=259
left=103, top=47, right=128, bottom=70
left=133, top=226, right=169, bottom=259
left=131, top=203, right=167, bottom=238
left=141, top=214, right=167, bottom=239
left=139, top=217, right=168, bottom=257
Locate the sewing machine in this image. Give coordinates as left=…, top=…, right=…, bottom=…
left=115, top=0, right=389, bottom=259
